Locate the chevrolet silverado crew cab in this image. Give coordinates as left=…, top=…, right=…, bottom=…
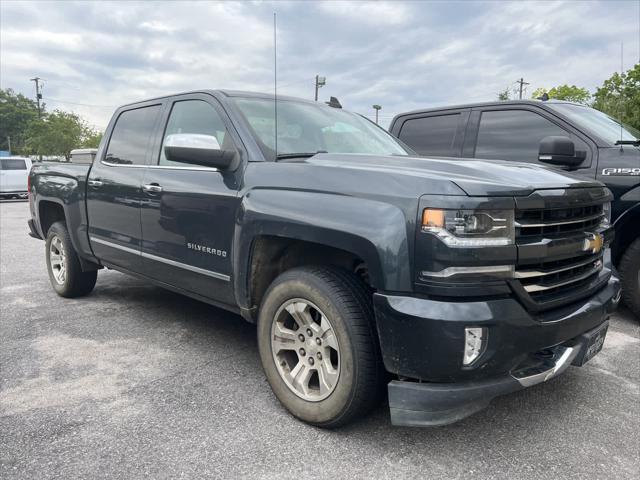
left=28, top=91, right=620, bottom=427
left=390, top=100, right=639, bottom=318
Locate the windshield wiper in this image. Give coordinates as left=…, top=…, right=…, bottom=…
left=615, top=140, right=640, bottom=146
left=275, top=151, right=327, bottom=160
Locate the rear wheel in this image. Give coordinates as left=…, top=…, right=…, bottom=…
left=619, top=237, right=640, bottom=319
left=257, top=266, right=384, bottom=428
left=45, top=221, right=97, bottom=297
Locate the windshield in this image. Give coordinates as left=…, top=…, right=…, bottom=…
left=232, top=97, right=410, bottom=159
left=548, top=103, right=640, bottom=145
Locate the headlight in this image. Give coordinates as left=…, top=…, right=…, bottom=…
left=421, top=208, right=515, bottom=247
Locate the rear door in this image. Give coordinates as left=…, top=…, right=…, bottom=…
left=0, top=158, right=28, bottom=193
left=138, top=94, right=243, bottom=305
left=86, top=103, right=163, bottom=271
left=393, top=110, right=469, bottom=157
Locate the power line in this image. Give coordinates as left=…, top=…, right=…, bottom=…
left=46, top=97, right=115, bottom=108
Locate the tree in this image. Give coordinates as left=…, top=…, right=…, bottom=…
left=0, top=88, right=40, bottom=153
left=531, top=84, right=591, bottom=104
left=82, top=130, right=103, bottom=149
left=26, top=110, right=102, bottom=160
left=497, top=87, right=511, bottom=101
left=593, top=64, right=640, bottom=131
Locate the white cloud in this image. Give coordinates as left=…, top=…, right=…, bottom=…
left=0, top=0, right=638, bottom=129
left=316, top=0, right=411, bottom=25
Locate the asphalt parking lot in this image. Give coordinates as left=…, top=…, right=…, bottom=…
left=1, top=200, right=639, bottom=479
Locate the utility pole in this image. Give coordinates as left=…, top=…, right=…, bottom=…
left=372, top=104, right=382, bottom=124
left=30, top=77, right=43, bottom=117
left=516, top=77, right=529, bottom=100
left=7, top=136, right=11, bottom=154
left=314, top=75, right=326, bottom=101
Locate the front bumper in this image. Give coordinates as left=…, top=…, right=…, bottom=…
left=374, top=276, right=620, bottom=427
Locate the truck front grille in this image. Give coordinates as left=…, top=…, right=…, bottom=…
left=515, top=252, right=604, bottom=304
left=514, top=201, right=608, bottom=311
left=515, top=204, right=604, bottom=238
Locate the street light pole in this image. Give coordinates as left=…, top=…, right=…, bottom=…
left=314, top=75, right=326, bottom=101
left=372, top=104, right=382, bottom=124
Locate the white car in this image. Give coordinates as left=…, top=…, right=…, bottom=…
left=0, top=157, right=32, bottom=199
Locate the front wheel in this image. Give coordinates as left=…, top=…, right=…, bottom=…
left=45, top=221, right=97, bottom=297
left=257, top=266, right=384, bottom=428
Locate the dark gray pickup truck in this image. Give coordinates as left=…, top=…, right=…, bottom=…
left=28, top=90, right=620, bottom=427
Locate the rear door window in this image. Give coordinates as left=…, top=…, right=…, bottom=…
left=397, top=114, right=461, bottom=156
left=0, top=159, right=27, bottom=170
left=105, top=105, right=161, bottom=165
left=475, top=110, right=588, bottom=164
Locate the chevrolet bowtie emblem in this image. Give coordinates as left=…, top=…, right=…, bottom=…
left=583, top=233, right=604, bottom=254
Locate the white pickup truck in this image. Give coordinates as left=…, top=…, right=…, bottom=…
left=0, top=156, right=32, bottom=199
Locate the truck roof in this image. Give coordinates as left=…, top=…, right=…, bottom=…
left=394, top=99, right=581, bottom=118
left=118, top=89, right=319, bottom=109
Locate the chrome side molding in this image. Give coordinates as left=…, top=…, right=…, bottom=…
left=89, top=236, right=230, bottom=281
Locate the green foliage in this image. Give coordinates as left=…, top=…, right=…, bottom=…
left=531, top=85, right=591, bottom=104
left=26, top=110, right=103, bottom=159
left=82, top=130, right=103, bottom=149
left=0, top=88, right=40, bottom=153
left=497, top=87, right=511, bottom=101
left=0, top=88, right=103, bottom=158
left=593, top=64, right=640, bottom=131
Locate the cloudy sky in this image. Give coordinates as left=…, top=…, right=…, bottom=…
left=1, top=0, right=639, bottom=129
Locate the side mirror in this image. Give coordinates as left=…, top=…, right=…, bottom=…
left=164, top=134, right=237, bottom=170
left=538, top=136, right=585, bottom=169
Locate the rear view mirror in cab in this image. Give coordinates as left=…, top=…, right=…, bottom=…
left=164, top=133, right=237, bottom=169
left=538, top=136, right=586, bottom=169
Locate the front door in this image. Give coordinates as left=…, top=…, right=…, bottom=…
left=139, top=95, right=241, bottom=305
left=87, top=103, right=163, bottom=271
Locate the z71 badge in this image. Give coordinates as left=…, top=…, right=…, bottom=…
left=602, top=167, right=640, bottom=176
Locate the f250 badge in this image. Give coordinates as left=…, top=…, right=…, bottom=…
left=602, top=167, right=640, bottom=176
left=187, top=242, right=227, bottom=257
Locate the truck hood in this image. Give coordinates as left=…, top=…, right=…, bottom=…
left=308, top=153, right=602, bottom=196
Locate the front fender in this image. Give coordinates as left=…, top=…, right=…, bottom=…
left=233, top=189, right=414, bottom=309
left=611, top=196, right=640, bottom=263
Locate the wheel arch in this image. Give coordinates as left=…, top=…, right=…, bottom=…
left=612, top=202, right=640, bottom=266
left=37, top=199, right=66, bottom=237
left=233, top=189, right=413, bottom=320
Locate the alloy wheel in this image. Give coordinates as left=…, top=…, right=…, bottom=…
left=270, top=299, right=340, bottom=401
left=49, top=235, right=67, bottom=285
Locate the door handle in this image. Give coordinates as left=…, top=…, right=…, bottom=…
left=142, top=183, right=163, bottom=194
left=88, top=179, right=103, bottom=187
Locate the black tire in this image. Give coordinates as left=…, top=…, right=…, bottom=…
left=619, top=237, right=640, bottom=319
left=45, top=221, right=97, bottom=297
left=257, top=266, right=384, bottom=428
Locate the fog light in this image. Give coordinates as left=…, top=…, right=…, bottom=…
left=463, top=327, right=485, bottom=366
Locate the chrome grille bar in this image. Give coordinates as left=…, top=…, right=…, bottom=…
left=522, top=262, right=603, bottom=293
left=515, top=212, right=604, bottom=228
left=514, top=254, right=601, bottom=279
